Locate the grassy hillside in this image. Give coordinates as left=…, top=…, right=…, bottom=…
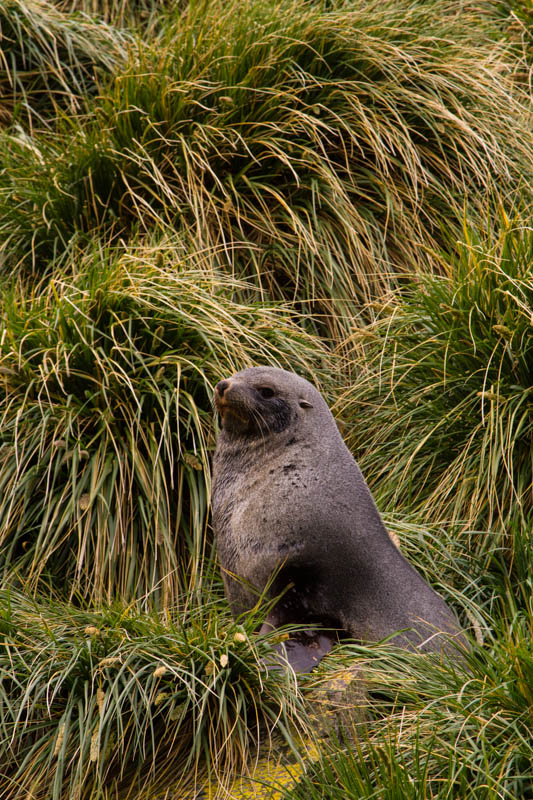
left=0, top=0, right=532, bottom=797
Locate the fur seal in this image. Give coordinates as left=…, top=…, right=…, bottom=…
left=211, top=366, right=466, bottom=671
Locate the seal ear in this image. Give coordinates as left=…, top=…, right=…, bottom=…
left=298, top=399, right=313, bottom=409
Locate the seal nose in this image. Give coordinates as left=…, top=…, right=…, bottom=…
left=215, top=380, right=230, bottom=397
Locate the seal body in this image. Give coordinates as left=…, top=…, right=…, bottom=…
left=212, top=366, right=465, bottom=669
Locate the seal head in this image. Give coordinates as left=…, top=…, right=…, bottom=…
left=212, top=366, right=466, bottom=671
left=214, top=372, right=294, bottom=436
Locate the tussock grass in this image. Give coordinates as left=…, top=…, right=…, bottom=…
left=0, top=0, right=129, bottom=128
left=341, top=216, right=533, bottom=538
left=497, top=0, right=533, bottom=62
left=2, top=0, right=531, bottom=326
left=0, top=128, right=121, bottom=270
left=53, top=0, right=168, bottom=29
left=0, top=589, right=307, bottom=800
left=289, top=626, right=533, bottom=799
left=0, top=240, right=331, bottom=605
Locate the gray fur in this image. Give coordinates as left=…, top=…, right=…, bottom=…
left=212, top=366, right=466, bottom=661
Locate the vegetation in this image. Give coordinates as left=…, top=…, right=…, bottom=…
left=0, top=0, right=531, bottom=797
left=497, top=0, right=533, bottom=61
left=2, top=0, right=531, bottom=325
left=0, top=589, right=307, bottom=800
left=289, top=629, right=533, bottom=800
left=0, top=0, right=129, bottom=127
left=0, top=240, right=330, bottom=605
left=342, top=216, right=533, bottom=537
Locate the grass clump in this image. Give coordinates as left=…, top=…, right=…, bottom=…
left=496, top=0, right=533, bottom=62
left=2, top=0, right=531, bottom=324
left=0, top=589, right=307, bottom=800
left=0, top=0, right=129, bottom=129
left=0, top=239, right=331, bottom=606
left=0, top=128, right=123, bottom=271
left=288, top=627, right=533, bottom=800
left=341, top=216, right=533, bottom=537
left=53, top=0, right=168, bottom=30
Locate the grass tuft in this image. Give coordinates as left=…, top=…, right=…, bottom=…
left=53, top=0, right=169, bottom=30
left=289, top=624, right=533, bottom=799
left=2, top=0, right=531, bottom=329
left=0, top=589, right=308, bottom=800
left=0, top=239, right=332, bottom=606
left=341, top=214, right=533, bottom=538
left=0, top=0, right=129, bottom=129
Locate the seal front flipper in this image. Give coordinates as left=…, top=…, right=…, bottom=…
left=257, top=577, right=343, bottom=672
left=260, top=619, right=337, bottom=672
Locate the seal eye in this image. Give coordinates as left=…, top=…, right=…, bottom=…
left=258, top=386, right=275, bottom=399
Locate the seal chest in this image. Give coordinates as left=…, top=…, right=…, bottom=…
left=211, top=366, right=467, bottom=671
